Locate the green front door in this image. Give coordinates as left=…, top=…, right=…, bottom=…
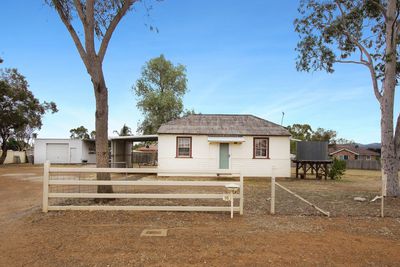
left=219, top=143, right=229, bottom=169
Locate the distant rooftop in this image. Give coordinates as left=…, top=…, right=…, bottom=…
left=157, top=114, right=291, bottom=136
left=329, top=144, right=380, bottom=156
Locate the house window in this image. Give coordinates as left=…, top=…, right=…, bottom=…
left=366, top=155, right=371, bottom=160
left=343, top=155, right=349, bottom=160
left=176, top=137, right=192, bottom=158
left=253, top=138, right=269, bottom=158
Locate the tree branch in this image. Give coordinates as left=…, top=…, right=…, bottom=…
left=52, top=0, right=88, bottom=69
left=98, top=0, right=137, bottom=62
left=394, top=4, right=400, bottom=34
left=335, top=59, right=369, bottom=66
left=335, top=1, right=383, bottom=102
left=364, top=0, right=387, bottom=20
left=73, top=0, right=86, bottom=25
left=84, top=0, right=96, bottom=56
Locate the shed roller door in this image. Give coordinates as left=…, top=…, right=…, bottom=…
left=46, top=144, right=69, bottom=163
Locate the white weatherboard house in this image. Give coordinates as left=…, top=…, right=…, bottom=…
left=157, top=114, right=291, bottom=177
left=34, top=138, right=96, bottom=164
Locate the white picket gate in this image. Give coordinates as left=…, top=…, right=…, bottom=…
left=43, top=161, right=244, bottom=216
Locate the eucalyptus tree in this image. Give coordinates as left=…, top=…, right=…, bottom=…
left=70, top=125, right=90, bottom=139
left=47, top=0, right=155, bottom=192
left=0, top=68, right=57, bottom=164
left=134, top=55, right=188, bottom=134
left=295, top=0, right=400, bottom=196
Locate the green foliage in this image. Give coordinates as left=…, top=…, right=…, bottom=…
left=311, top=127, right=337, bottom=142
left=287, top=124, right=337, bottom=143
left=335, top=137, right=355, bottom=145
left=6, top=137, right=26, bottom=151
left=0, top=68, right=57, bottom=162
left=46, top=0, right=158, bottom=38
left=287, top=124, right=313, bottom=141
left=90, top=130, right=96, bottom=139
left=134, top=55, right=189, bottom=134
left=329, top=158, right=346, bottom=180
left=182, top=109, right=198, bottom=117
left=287, top=123, right=351, bottom=153
left=113, top=124, right=132, bottom=136
left=70, top=126, right=90, bottom=139
left=294, top=0, right=399, bottom=79
left=287, top=123, right=338, bottom=153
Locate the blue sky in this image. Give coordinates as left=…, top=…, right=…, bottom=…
left=1, top=1, right=397, bottom=143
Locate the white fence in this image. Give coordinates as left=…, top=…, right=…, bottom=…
left=43, top=161, right=243, bottom=216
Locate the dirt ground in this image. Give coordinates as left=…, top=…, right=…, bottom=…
left=1, top=165, right=400, bottom=266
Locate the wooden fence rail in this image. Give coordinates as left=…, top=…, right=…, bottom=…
left=43, top=161, right=244, bottom=217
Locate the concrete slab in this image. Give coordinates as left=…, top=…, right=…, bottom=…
left=140, top=229, right=168, bottom=237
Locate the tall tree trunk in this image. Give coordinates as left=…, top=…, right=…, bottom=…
left=91, top=64, right=112, bottom=194
left=0, top=142, right=7, bottom=165
left=381, top=102, right=399, bottom=196
left=50, top=0, right=138, bottom=195
left=381, top=0, right=399, bottom=197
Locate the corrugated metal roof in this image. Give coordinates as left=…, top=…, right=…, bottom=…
left=109, top=135, right=158, bottom=141
left=157, top=114, right=291, bottom=136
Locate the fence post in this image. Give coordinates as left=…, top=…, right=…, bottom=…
left=270, top=167, right=276, bottom=215
left=381, top=169, right=385, bottom=218
left=240, top=172, right=244, bottom=215
left=42, top=160, right=50, bottom=212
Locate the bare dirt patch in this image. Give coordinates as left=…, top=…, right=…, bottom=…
left=1, top=165, right=399, bottom=266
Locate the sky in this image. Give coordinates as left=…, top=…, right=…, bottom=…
left=1, top=0, right=398, bottom=144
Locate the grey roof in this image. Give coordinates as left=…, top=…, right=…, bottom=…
left=157, top=114, right=291, bottom=136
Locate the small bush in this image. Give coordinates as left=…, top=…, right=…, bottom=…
left=329, top=158, right=346, bottom=180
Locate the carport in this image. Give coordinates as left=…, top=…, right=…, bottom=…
left=110, top=135, right=158, bottom=168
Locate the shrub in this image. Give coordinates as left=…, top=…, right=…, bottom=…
left=329, top=158, right=346, bottom=180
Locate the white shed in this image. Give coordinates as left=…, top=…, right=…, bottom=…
left=33, top=138, right=96, bottom=164
left=157, top=114, right=291, bottom=177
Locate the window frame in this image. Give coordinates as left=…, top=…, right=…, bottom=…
left=176, top=136, right=192, bottom=158
left=253, top=137, right=269, bottom=159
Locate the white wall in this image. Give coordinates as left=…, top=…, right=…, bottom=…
left=158, top=135, right=291, bottom=177
left=82, top=141, right=96, bottom=164
left=0, top=150, right=27, bottom=164
left=34, top=139, right=85, bottom=164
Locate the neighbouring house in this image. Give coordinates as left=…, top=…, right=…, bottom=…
left=34, top=138, right=96, bottom=164
left=157, top=114, right=291, bottom=177
left=329, top=144, right=380, bottom=161
left=136, top=144, right=158, bottom=152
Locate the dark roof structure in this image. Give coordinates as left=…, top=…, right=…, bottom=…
left=157, top=114, right=291, bottom=136
left=329, top=144, right=380, bottom=156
